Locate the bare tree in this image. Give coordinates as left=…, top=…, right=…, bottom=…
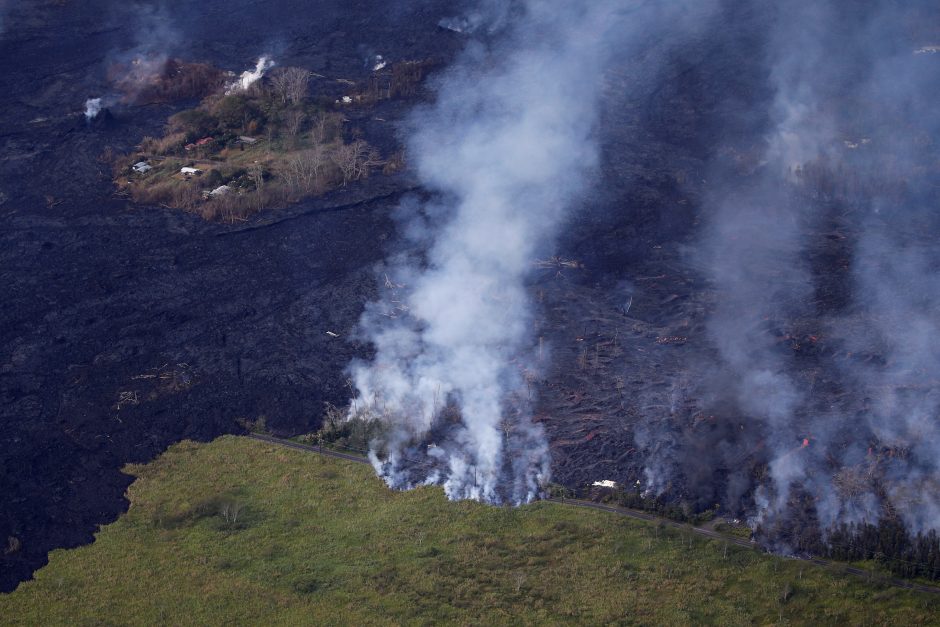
left=270, top=67, right=312, bottom=105
left=310, top=114, right=327, bottom=145
left=310, top=112, right=342, bottom=145
left=248, top=162, right=265, bottom=210
left=307, top=145, right=328, bottom=189
left=285, top=145, right=327, bottom=193
left=331, top=140, right=382, bottom=186
left=359, top=145, right=384, bottom=179
left=269, top=69, right=290, bottom=105
left=286, top=68, right=312, bottom=104
left=220, top=501, right=244, bottom=525
left=283, top=154, right=304, bottom=193
left=500, top=418, right=514, bottom=441
left=331, top=141, right=363, bottom=186
left=283, top=109, right=306, bottom=146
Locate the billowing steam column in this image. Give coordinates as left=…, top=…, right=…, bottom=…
left=347, top=0, right=635, bottom=505
left=226, top=56, right=275, bottom=94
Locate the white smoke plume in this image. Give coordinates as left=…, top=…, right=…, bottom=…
left=752, top=0, right=940, bottom=537
left=635, top=0, right=940, bottom=548
left=226, top=56, right=275, bottom=94
left=438, top=0, right=513, bottom=35
left=84, top=97, right=103, bottom=121
left=348, top=0, right=651, bottom=504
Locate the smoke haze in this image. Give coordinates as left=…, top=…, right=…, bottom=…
left=634, top=0, right=940, bottom=544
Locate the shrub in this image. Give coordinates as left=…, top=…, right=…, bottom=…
left=168, top=109, right=217, bottom=139
left=316, top=404, right=388, bottom=454
left=211, top=95, right=264, bottom=132
left=204, top=169, right=224, bottom=188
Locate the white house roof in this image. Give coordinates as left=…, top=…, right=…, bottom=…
left=180, top=167, right=202, bottom=175
left=209, top=185, right=231, bottom=196
left=592, top=480, right=617, bottom=488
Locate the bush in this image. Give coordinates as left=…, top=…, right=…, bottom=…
left=316, top=403, right=387, bottom=454
left=168, top=109, right=217, bottom=139
left=211, top=95, right=264, bottom=132
left=130, top=179, right=180, bottom=206
left=204, top=169, right=224, bottom=188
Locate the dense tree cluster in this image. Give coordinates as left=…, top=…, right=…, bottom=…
left=583, top=482, right=940, bottom=581
left=826, top=521, right=940, bottom=581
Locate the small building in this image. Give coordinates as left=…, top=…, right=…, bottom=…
left=592, top=480, right=617, bottom=489
left=208, top=185, right=231, bottom=197
left=132, top=161, right=152, bottom=173
left=180, top=167, right=202, bottom=176
left=238, top=136, right=259, bottom=144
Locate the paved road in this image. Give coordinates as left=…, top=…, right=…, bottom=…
left=247, top=433, right=373, bottom=465
left=246, top=433, right=940, bottom=596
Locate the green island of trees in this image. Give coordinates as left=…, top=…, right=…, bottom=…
left=111, top=61, right=424, bottom=221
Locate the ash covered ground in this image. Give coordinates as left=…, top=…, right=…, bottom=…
left=2, top=0, right=940, bottom=591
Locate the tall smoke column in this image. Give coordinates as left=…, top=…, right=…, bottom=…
left=349, top=0, right=644, bottom=504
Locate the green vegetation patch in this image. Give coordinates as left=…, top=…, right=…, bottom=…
left=2, top=436, right=938, bottom=625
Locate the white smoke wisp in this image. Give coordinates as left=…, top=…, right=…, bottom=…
left=438, top=0, right=511, bottom=35
left=84, top=98, right=103, bottom=121
left=226, top=56, right=275, bottom=94
left=349, top=1, right=631, bottom=505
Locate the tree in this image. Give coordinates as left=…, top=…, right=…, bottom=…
left=331, top=140, right=382, bottom=186
left=310, top=112, right=342, bottom=145
left=270, top=67, right=312, bottom=105
left=167, top=108, right=216, bottom=138
left=248, top=162, right=265, bottom=210
left=331, top=141, right=362, bottom=186
left=219, top=501, right=244, bottom=526
left=283, top=109, right=306, bottom=145
left=284, top=145, right=327, bottom=194
left=213, top=95, right=262, bottom=132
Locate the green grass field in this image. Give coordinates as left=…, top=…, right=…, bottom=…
left=2, top=436, right=938, bottom=625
